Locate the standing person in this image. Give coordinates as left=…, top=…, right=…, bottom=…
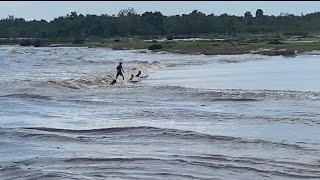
left=116, top=62, right=124, bottom=80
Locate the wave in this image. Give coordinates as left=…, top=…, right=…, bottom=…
left=44, top=61, right=163, bottom=89
left=0, top=129, right=78, bottom=142
left=209, top=98, right=259, bottom=101
left=152, top=85, right=320, bottom=101
left=302, top=50, right=320, bottom=56
left=169, top=154, right=320, bottom=179
left=49, top=80, right=79, bottom=89
left=23, top=125, right=170, bottom=134
left=0, top=93, right=52, bottom=100
left=22, top=126, right=316, bottom=152
left=3, top=126, right=320, bottom=179
left=3, top=155, right=319, bottom=179
left=63, top=157, right=158, bottom=163
left=24, top=126, right=156, bottom=134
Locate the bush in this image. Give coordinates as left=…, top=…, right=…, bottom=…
left=19, top=39, right=45, bottom=47
left=19, top=39, right=33, bottom=46
left=73, top=37, right=85, bottom=44
left=283, top=32, right=307, bottom=36
left=148, top=44, right=162, bottom=50
left=267, top=39, right=284, bottom=44
left=33, top=39, right=44, bottom=47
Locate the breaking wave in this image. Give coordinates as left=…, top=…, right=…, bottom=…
left=0, top=93, right=52, bottom=100
left=44, top=61, right=163, bottom=89
left=18, top=126, right=318, bottom=152
left=152, top=85, right=320, bottom=101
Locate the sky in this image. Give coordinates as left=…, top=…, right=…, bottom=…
left=0, top=1, right=320, bottom=21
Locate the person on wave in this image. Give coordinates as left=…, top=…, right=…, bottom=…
left=110, top=62, right=125, bottom=85
left=135, top=70, right=149, bottom=78
left=135, top=70, right=142, bottom=77
left=129, top=74, right=135, bottom=81
left=129, top=74, right=138, bottom=83
left=116, top=62, right=125, bottom=80
left=110, top=79, right=117, bottom=85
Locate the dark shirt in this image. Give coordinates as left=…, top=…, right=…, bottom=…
left=117, top=65, right=123, bottom=73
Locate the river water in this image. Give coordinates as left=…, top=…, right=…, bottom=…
left=0, top=46, right=319, bottom=179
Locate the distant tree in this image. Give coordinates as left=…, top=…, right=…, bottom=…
left=244, top=11, right=253, bottom=25
left=7, top=15, right=15, bottom=20
left=256, top=9, right=264, bottom=17
left=1, top=9, right=320, bottom=38
left=244, top=11, right=253, bottom=18
left=118, top=8, right=136, bottom=17
left=141, top=11, right=165, bottom=35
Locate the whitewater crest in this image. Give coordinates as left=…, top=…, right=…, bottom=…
left=153, top=85, right=320, bottom=101
left=0, top=93, right=52, bottom=100
left=45, top=61, right=163, bottom=89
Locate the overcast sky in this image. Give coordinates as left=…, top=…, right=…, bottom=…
left=0, top=1, right=320, bottom=21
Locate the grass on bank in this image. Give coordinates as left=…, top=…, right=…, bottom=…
left=85, top=37, right=320, bottom=55
left=1, top=36, right=320, bottom=55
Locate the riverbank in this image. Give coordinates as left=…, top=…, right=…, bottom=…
left=1, top=36, right=320, bottom=56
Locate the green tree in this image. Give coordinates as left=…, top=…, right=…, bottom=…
left=0, top=8, right=320, bottom=38
left=256, top=9, right=264, bottom=18
left=244, top=11, right=253, bottom=25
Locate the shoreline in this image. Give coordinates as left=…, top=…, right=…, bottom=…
left=1, top=36, right=320, bottom=56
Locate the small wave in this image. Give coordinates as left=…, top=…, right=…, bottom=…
left=209, top=98, right=259, bottom=102
left=24, top=126, right=160, bottom=134
left=197, top=163, right=320, bottom=179
left=64, top=157, right=158, bottom=163
left=302, top=50, right=320, bottom=56
left=23, top=126, right=237, bottom=143
left=79, top=59, right=100, bottom=64
left=172, top=154, right=320, bottom=177
left=153, top=85, right=320, bottom=101
left=23, top=126, right=314, bottom=152
left=143, top=173, right=211, bottom=180
left=4, top=156, right=320, bottom=179
left=46, top=80, right=86, bottom=89
left=0, top=166, right=24, bottom=172
left=0, top=129, right=78, bottom=142
left=1, top=93, right=52, bottom=100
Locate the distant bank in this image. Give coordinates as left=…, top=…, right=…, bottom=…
left=1, top=35, right=320, bottom=56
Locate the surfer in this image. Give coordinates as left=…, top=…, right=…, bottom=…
left=128, top=74, right=139, bottom=83
left=135, top=71, right=142, bottom=77
left=129, top=74, right=135, bottom=81
left=135, top=70, right=149, bottom=78
left=110, top=79, right=117, bottom=85
left=116, top=62, right=124, bottom=80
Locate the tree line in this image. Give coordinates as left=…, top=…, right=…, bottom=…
left=1, top=8, right=320, bottom=39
